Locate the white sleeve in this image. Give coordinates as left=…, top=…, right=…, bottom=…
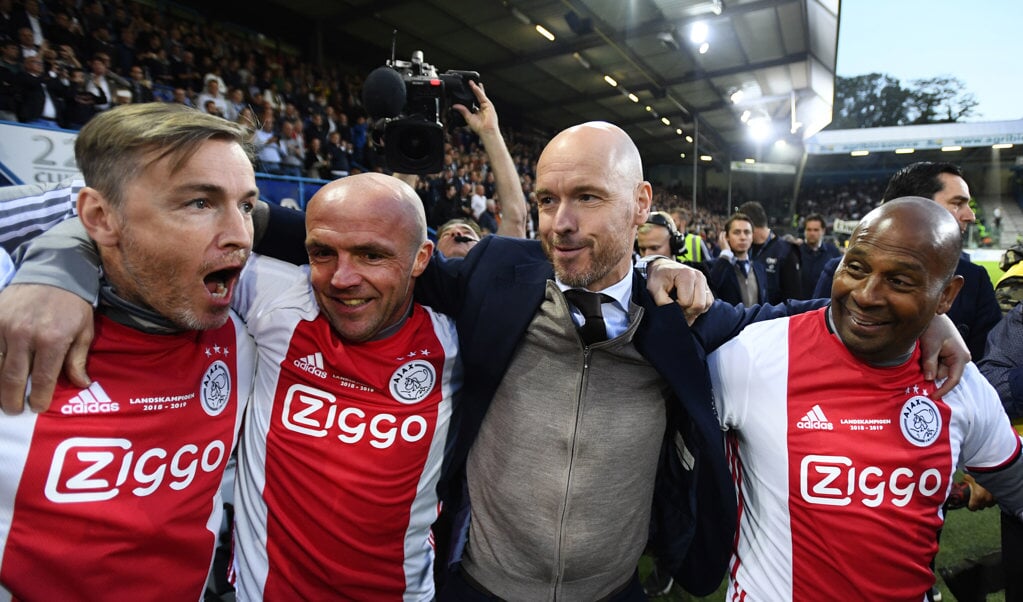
left=956, top=363, right=1022, bottom=471
left=708, top=336, right=755, bottom=431
left=232, top=254, right=310, bottom=326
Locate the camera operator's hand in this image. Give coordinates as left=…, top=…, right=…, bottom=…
left=453, top=80, right=527, bottom=238
left=453, top=80, right=497, bottom=138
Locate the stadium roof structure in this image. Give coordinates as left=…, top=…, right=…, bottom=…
left=806, top=120, right=1023, bottom=155
left=218, top=0, right=839, bottom=167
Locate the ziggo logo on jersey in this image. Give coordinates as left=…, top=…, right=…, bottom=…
left=800, top=454, right=944, bottom=507
left=44, top=437, right=227, bottom=503
left=281, top=383, right=428, bottom=448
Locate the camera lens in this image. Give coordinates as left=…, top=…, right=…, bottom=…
left=399, top=130, right=431, bottom=161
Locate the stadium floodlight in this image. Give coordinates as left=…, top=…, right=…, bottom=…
left=535, top=24, right=555, bottom=41
left=894, top=148, right=915, bottom=154
left=690, top=21, right=709, bottom=44
left=850, top=150, right=869, bottom=157
left=941, top=146, right=962, bottom=152
left=993, top=143, right=1014, bottom=149
left=747, top=114, right=772, bottom=141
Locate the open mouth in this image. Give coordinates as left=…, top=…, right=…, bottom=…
left=204, top=267, right=242, bottom=300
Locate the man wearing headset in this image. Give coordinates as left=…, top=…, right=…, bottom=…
left=635, top=210, right=710, bottom=274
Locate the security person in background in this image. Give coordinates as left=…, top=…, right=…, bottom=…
left=636, top=210, right=709, bottom=274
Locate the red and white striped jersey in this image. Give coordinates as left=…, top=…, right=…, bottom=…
left=231, top=256, right=460, bottom=601
left=0, top=314, right=254, bottom=601
left=708, top=307, right=1021, bottom=601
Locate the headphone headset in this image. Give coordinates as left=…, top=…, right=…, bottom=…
left=638, top=212, right=686, bottom=257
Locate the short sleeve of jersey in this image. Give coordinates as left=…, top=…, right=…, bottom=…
left=233, top=254, right=312, bottom=325
left=953, top=363, right=1022, bottom=471
left=708, top=317, right=790, bottom=430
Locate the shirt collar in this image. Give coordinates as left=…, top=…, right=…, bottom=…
left=556, top=270, right=633, bottom=312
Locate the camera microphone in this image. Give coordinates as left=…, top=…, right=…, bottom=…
left=362, top=66, right=407, bottom=120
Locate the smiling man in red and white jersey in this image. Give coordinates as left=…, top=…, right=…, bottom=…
left=708, top=197, right=1023, bottom=600
left=0, top=103, right=258, bottom=600
left=228, top=173, right=460, bottom=600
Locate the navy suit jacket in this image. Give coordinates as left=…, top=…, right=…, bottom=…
left=709, top=256, right=768, bottom=306
left=414, top=235, right=818, bottom=594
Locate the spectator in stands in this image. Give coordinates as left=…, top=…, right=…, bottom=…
left=15, top=53, right=65, bottom=128
left=15, top=26, right=38, bottom=59
left=125, top=64, right=152, bottom=103
left=710, top=212, right=766, bottom=306
left=796, top=213, right=841, bottom=299
left=304, top=110, right=328, bottom=146
left=62, top=65, right=103, bottom=129
left=325, top=129, right=350, bottom=179
left=254, top=115, right=285, bottom=175
left=196, top=76, right=226, bottom=116
left=429, top=183, right=461, bottom=230
left=707, top=197, right=1023, bottom=600
left=171, top=48, right=201, bottom=94
left=470, top=182, right=487, bottom=221
left=170, top=85, right=192, bottom=107
left=47, top=11, right=84, bottom=54
left=477, top=197, right=499, bottom=234
left=278, top=119, right=305, bottom=177
left=0, top=35, right=18, bottom=121
left=739, top=200, right=801, bottom=304
left=111, top=27, right=137, bottom=75
left=223, top=86, right=244, bottom=122
left=435, top=217, right=481, bottom=258
left=84, top=52, right=116, bottom=111
left=304, top=136, right=330, bottom=179
left=0, top=0, right=15, bottom=42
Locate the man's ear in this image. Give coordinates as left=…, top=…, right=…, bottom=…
left=77, top=186, right=120, bottom=246
left=936, top=275, right=964, bottom=315
left=634, top=181, right=653, bottom=226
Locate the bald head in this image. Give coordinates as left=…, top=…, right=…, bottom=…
left=307, top=172, right=427, bottom=249
left=540, top=121, right=643, bottom=186
left=852, top=196, right=962, bottom=283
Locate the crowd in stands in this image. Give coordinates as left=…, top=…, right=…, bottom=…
left=0, top=0, right=825, bottom=248
left=0, top=0, right=983, bottom=252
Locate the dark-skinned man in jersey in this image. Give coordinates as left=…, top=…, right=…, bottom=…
left=708, top=197, right=1023, bottom=600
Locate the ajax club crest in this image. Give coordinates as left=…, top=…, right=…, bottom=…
left=899, top=395, right=941, bottom=447
left=389, top=360, right=436, bottom=404
left=200, top=360, right=232, bottom=416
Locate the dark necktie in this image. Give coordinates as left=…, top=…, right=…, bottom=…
left=736, top=259, right=750, bottom=278
left=563, top=289, right=613, bottom=346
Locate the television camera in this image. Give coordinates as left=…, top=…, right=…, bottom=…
left=362, top=50, right=480, bottom=174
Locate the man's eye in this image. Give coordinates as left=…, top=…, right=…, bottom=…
left=189, top=199, right=209, bottom=209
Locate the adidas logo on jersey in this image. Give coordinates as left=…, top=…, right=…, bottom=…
left=61, top=382, right=120, bottom=415
left=294, top=352, right=328, bottom=379
left=796, top=404, right=834, bottom=430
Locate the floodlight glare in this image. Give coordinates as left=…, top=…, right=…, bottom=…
left=690, top=21, right=708, bottom=44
